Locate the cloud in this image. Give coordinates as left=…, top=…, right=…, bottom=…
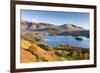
left=21, top=17, right=38, bottom=23
left=31, top=18, right=38, bottom=23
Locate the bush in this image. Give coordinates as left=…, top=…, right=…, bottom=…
left=21, top=32, right=35, bottom=43
left=34, top=36, right=44, bottom=42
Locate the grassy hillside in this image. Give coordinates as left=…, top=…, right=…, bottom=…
left=21, top=39, right=60, bottom=63
left=20, top=33, right=89, bottom=63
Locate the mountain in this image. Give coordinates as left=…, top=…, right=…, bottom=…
left=60, top=24, right=84, bottom=31
left=21, top=21, right=57, bottom=31
left=21, top=21, right=84, bottom=31
left=21, top=21, right=89, bottom=37
left=58, top=24, right=89, bottom=37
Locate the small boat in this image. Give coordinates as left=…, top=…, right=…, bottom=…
left=75, top=36, right=83, bottom=41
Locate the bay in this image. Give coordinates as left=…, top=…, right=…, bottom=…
left=44, top=36, right=89, bottom=48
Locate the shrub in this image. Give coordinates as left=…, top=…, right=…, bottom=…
left=34, top=36, right=44, bottom=42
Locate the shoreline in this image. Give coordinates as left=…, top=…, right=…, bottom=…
left=20, top=33, right=89, bottom=63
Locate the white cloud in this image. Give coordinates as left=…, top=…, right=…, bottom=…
left=31, top=18, right=38, bottom=23
left=21, top=18, right=38, bottom=23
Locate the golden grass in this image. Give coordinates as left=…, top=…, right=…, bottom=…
left=21, top=40, right=31, bottom=49
left=21, top=39, right=59, bottom=63
left=21, top=49, right=37, bottom=63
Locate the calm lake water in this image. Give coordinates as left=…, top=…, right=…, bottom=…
left=44, top=36, right=89, bottom=48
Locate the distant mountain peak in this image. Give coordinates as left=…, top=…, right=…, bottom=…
left=60, top=24, right=84, bottom=31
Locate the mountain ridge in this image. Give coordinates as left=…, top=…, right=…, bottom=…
left=21, top=21, right=89, bottom=37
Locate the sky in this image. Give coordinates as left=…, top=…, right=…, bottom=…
left=21, top=10, right=90, bottom=29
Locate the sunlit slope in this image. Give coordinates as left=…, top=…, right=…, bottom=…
left=21, top=40, right=59, bottom=63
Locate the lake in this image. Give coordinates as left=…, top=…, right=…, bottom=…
left=44, top=36, right=89, bottom=48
